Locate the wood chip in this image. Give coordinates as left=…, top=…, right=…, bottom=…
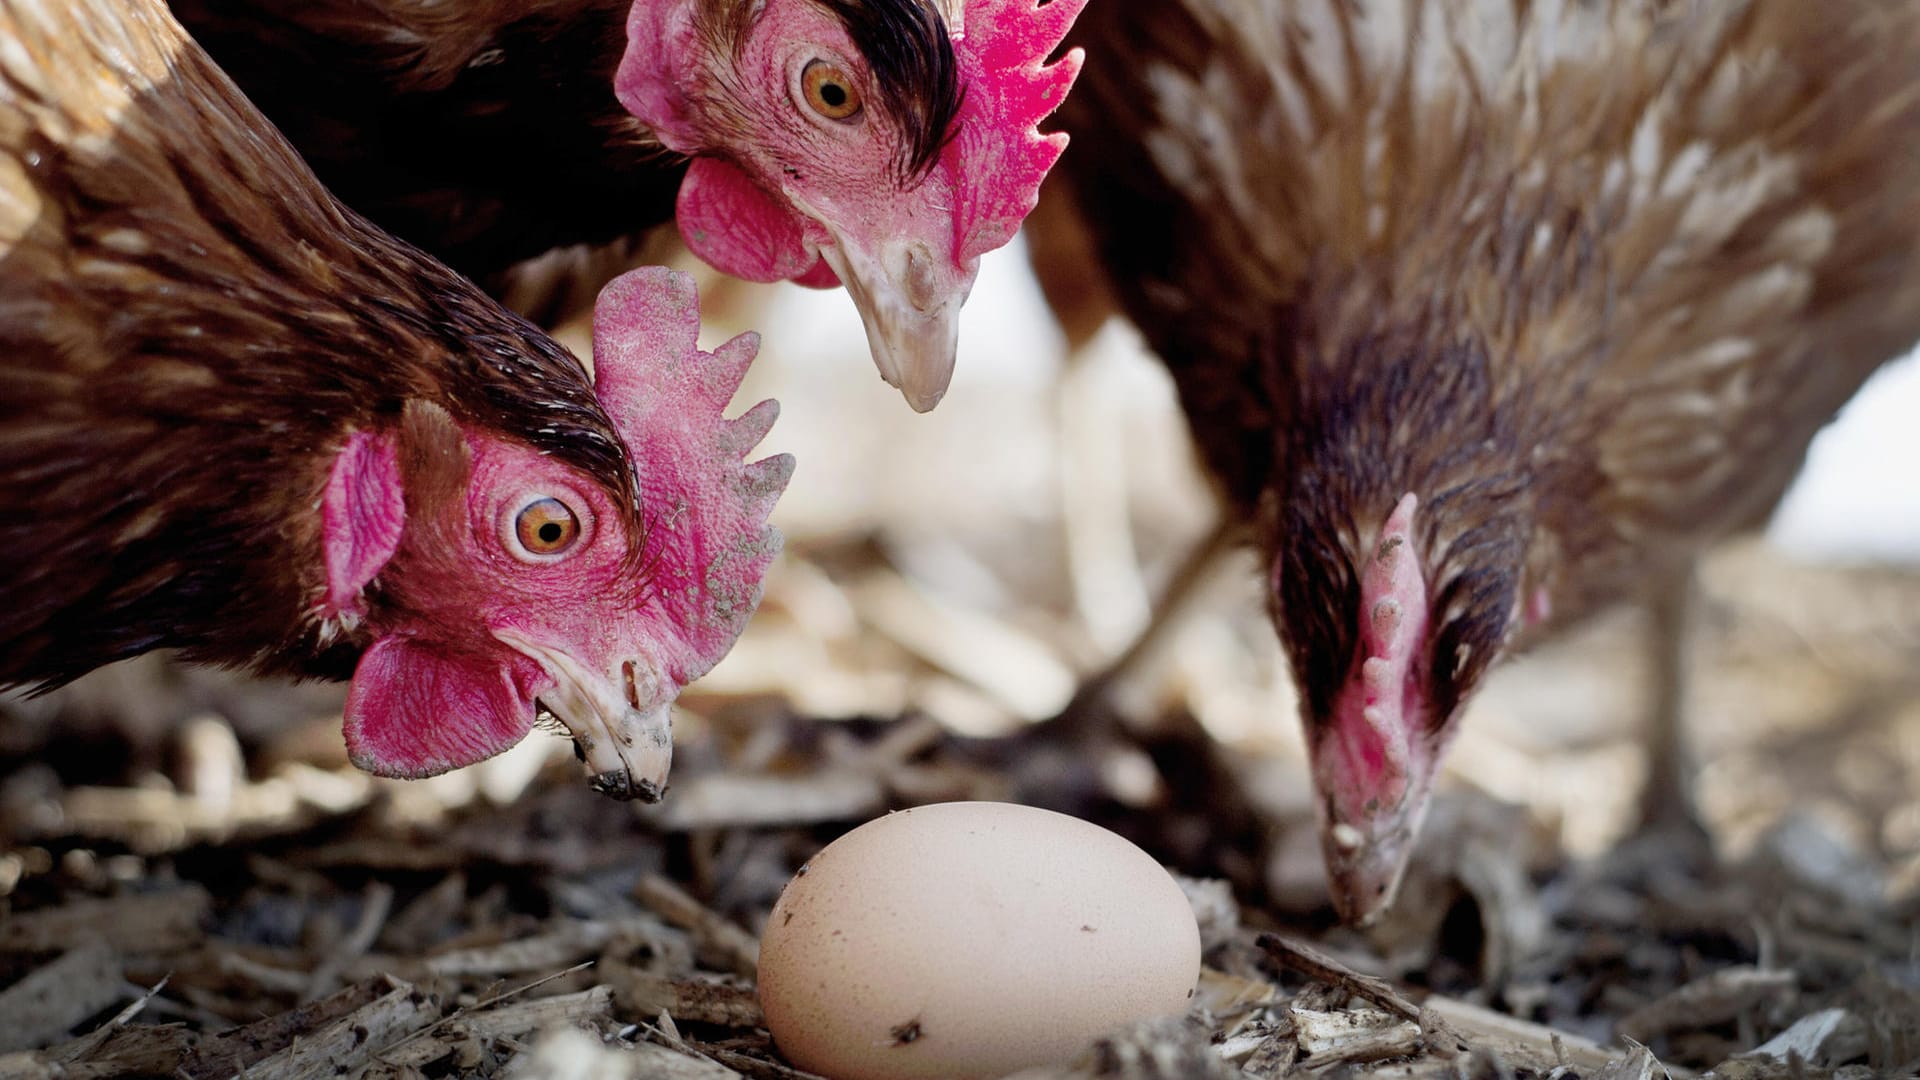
left=1587, top=1045, right=1659, bottom=1080
left=184, top=979, right=397, bottom=1080
left=1238, top=1026, right=1301, bottom=1079
left=38, top=975, right=169, bottom=1067
left=1257, top=933, right=1421, bottom=1020
left=469, top=986, right=612, bottom=1040
left=1617, top=967, right=1798, bottom=1042
left=53, top=766, right=371, bottom=853
left=693, top=1044, right=819, bottom=1080
left=0, top=940, right=124, bottom=1052
left=634, top=874, right=761, bottom=977
left=999, top=1014, right=1242, bottom=1079
left=249, top=979, right=440, bottom=1080
left=0, top=1024, right=197, bottom=1080
left=1290, top=1005, right=1423, bottom=1061
left=215, top=949, right=313, bottom=997
left=374, top=984, right=614, bottom=1069
left=380, top=872, right=469, bottom=954
left=0, top=886, right=209, bottom=954
left=420, top=915, right=671, bottom=978
left=1420, top=994, right=1616, bottom=1072
left=1748, top=1006, right=1856, bottom=1064
left=511, top=1026, right=741, bottom=1079
left=305, top=880, right=394, bottom=997
left=604, top=965, right=763, bottom=1028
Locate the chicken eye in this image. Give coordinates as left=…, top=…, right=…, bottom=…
left=513, top=497, right=580, bottom=556
left=801, top=59, right=862, bottom=120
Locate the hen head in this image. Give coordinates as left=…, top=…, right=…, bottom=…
left=617, top=0, right=1085, bottom=411
left=319, top=268, right=792, bottom=800
left=1267, top=338, right=1544, bottom=924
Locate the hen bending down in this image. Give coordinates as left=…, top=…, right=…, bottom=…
left=1050, top=0, right=1920, bottom=922
left=168, top=0, right=1086, bottom=411
left=0, top=0, right=791, bottom=799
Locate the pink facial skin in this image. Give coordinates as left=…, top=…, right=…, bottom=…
left=1309, top=493, right=1450, bottom=924
left=617, top=0, right=1085, bottom=412
left=319, top=268, right=792, bottom=801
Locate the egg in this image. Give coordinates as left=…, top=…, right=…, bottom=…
left=757, top=801, right=1201, bottom=1080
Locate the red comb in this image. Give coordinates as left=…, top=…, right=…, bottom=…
left=590, top=268, right=793, bottom=691
left=942, top=0, right=1087, bottom=264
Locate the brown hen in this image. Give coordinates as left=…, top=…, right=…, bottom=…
left=0, top=0, right=789, bottom=799
left=1047, top=0, right=1920, bottom=923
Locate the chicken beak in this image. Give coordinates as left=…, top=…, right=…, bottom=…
left=817, top=232, right=970, bottom=413
left=1307, top=716, right=1440, bottom=926
left=1319, top=804, right=1425, bottom=926
left=493, top=630, right=672, bottom=802
left=573, top=702, right=672, bottom=802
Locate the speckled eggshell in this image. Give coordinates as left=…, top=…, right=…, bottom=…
left=756, top=801, right=1201, bottom=1080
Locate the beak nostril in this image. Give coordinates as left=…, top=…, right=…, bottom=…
left=622, top=659, right=640, bottom=710
left=904, top=244, right=937, bottom=312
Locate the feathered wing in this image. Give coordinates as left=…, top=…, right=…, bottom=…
left=1577, top=4, right=1920, bottom=550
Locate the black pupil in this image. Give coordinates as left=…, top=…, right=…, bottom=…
left=820, top=82, right=847, bottom=108
left=538, top=521, right=563, bottom=544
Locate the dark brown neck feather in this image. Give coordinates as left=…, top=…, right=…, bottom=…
left=1265, top=312, right=1536, bottom=726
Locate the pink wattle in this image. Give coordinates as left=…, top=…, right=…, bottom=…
left=793, top=257, right=840, bottom=289
left=675, top=157, right=820, bottom=285
left=342, top=635, right=540, bottom=778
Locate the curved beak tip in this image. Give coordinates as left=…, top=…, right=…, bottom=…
left=866, top=321, right=957, bottom=412
left=1330, top=875, right=1398, bottom=927
left=900, top=376, right=948, bottom=413
left=1322, top=828, right=1414, bottom=926
left=589, top=769, right=665, bottom=803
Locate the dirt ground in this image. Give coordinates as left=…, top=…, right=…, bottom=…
left=2, top=268, right=1917, bottom=1078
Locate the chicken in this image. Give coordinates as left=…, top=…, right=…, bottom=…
left=1047, top=0, right=1920, bottom=922
left=0, top=0, right=791, bottom=800
left=167, top=0, right=1086, bottom=411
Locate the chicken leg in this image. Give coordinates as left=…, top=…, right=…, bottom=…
left=1639, top=563, right=1712, bottom=844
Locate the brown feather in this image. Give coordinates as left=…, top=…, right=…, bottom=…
left=167, top=0, right=677, bottom=285
left=168, top=0, right=963, bottom=284
left=0, top=0, right=634, bottom=687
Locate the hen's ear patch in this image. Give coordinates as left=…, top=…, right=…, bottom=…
left=320, top=430, right=405, bottom=619
left=342, top=635, right=535, bottom=778
left=614, top=0, right=703, bottom=152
